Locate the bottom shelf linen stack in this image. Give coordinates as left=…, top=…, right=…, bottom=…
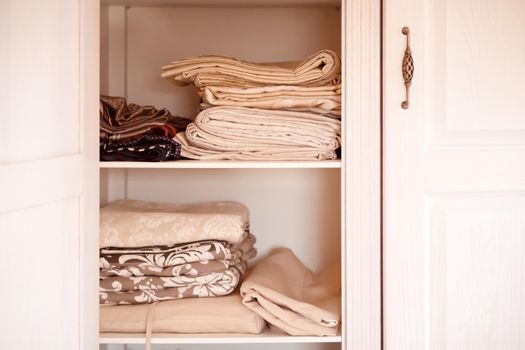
left=99, top=199, right=341, bottom=348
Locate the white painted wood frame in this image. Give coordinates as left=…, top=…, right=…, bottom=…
left=97, top=0, right=382, bottom=348
left=81, top=0, right=101, bottom=349
left=383, top=0, right=525, bottom=349
left=344, top=0, right=382, bottom=349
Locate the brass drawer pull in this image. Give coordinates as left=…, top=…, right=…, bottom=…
left=401, top=26, right=414, bottom=109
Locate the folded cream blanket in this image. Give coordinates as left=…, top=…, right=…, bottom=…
left=240, top=248, right=340, bottom=336
left=200, top=84, right=341, bottom=113
left=100, top=200, right=249, bottom=248
left=175, top=106, right=341, bottom=161
left=161, top=50, right=341, bottom=88
left=100, top=293, right=265, bottom=334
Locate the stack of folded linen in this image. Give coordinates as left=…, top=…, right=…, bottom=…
left=99, top=200, right=256, bottom=306
left=161, top=50, right=342, bottom=160
left=99, top=95, right=192, bottom=162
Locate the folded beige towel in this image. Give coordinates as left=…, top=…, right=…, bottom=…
left=200, top=84, right=341, bottom=113
left=161, top=50, right=341, bottom=88
left=100, top=293, right=266, bottom=334
left=100, top=200, right=249, bottom=248
left=175, top=106, right=341, bottom=161
left=240, top=248, right=340, bottom=336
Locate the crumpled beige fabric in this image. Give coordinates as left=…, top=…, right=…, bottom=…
left=175, top=106, right=341, bottom=161
left=100, top=200, right=250, bottom=248
left=200, top=84, right=341, bottom=114
left=240, top=248, right=341, bottom=336
left=99, top=293, right=266, bottom=334
left=161, top=50, right=341, bottom=88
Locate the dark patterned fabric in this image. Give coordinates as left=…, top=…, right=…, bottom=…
left=99, top=235, right=256, bottom=305
left=99, top=95, right=191, bottom=142
left=100, top=135, right=182, bottom=162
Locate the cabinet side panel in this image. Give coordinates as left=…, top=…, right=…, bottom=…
left=344, top=0, right=382, bottom=349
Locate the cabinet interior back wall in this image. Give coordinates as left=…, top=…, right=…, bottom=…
left=99, top=3, right=345, bottom=350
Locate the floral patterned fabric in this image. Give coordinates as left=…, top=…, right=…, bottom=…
left=99, top=235, right=256, bottom=305
left=100, top=200, right=249, bottom=248
left=100, top=267, right=242, bottom=305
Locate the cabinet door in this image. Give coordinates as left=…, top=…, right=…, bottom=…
left=383, top=1, right=525, bottom=350
left=0, top=1, right=98, bottom=349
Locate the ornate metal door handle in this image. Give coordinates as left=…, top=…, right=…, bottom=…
left=401, top=26, right=414, bottom=109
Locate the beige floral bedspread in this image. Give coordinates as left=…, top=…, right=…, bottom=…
left=99, top=234, right=256, bottom=305
left=100, top=200, right=250, bottom=248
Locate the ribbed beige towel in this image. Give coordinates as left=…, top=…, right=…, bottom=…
left=100, top=293, right=266, bottom=334
left=161, top=50, right=341, bottom=88
left=175, top=106, right=341, bottom=161
left=100, top=200, right=249, bottom=248
left=240, top=248, right=341, bottom=336
left=200, top=84, right=341, bottom=114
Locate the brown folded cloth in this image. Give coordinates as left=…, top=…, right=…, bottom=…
left=100, top=95, right=191, bottom=141
left=161, top=50, right=341, bottom=88
left=175, top=106, right=341, bottom=161
left=100, top=293, right=266, bottom=334
left=240, top=248, right=340, bottom=336
left=99, top=266, right=243, bottom=305
left=100, top=235, right=257, bottom=277
left=99, top=235, right=256, bottom=305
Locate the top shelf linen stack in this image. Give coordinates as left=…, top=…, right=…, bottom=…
left=161, top=50, right=342, bottom=161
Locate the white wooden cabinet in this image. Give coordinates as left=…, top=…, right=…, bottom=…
left=0, top=1, right=98, bottom=350
left=98, top=1, right=380, bottom=349
left=383, top=0, right=525, bottom=349
left=2, top=0, right=523, bottom=349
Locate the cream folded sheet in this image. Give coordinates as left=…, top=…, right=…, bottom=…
left=100, top=200, right=249, bottom=248
left=161, top=50, right=341, bottom=88
left=240, top=248, right=341, bottom=336
left=175, top=106, right=341, bottom=161
left=100, top=293, right=265, bottom=334
left=200, top=84, right=341, bottom=114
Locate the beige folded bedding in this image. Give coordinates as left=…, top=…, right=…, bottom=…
left=200, top=84, right=341, bottom=113
left=100, top=293, right=266, bottom=334
left=240, top=248, right=340, bottom=336
left=175, top=106, right=341, bottom=161
left=100, top=200, right=249, bottom=248
left=161, top=50, right=341, bottom=88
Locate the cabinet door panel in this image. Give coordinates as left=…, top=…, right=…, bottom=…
left=383, top=0, right=525, bottom=349
left=0, top=1, right=99, bottom=349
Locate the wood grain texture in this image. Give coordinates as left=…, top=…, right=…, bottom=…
left=383, top=1, right=525, bottom=349
left=424, top=0, right=525, bottom=149
left=0, top=200, right=80, bottom=350
left=98, top=2, right=382, bottom=349
left=101, top=0, right=340, bottom=7
left=80, top=0, right=100, bottom=349
left=343, top=0, right=382, bottom=349
left=101, top=329, right=342, bottom=344
left=0, top=0, right=80, bottom=164
left=100, top=160, right=342, bottom=169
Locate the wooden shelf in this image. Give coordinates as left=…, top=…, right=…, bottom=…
left=100, top=328, right=342, bottom=344
left=101, top=0, right=341, bottom=7
left=99, top=160, right=342, bottom=169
